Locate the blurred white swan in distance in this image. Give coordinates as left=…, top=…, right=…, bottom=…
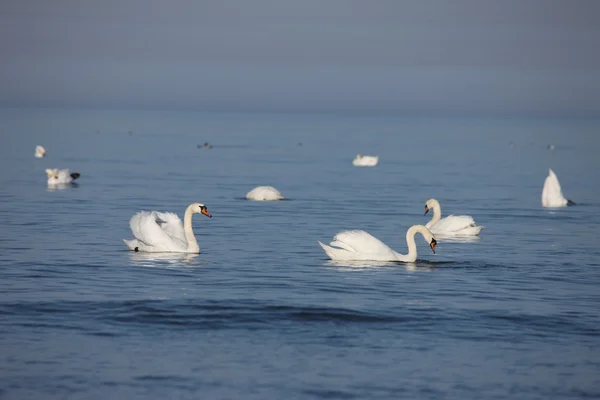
left=123, top=203, right=212, bottom=253
left=46, top=169, right=80, bottom=185
left=35, top=145, right=46, bottom=158
left=424, top=198, right=483, bottom=236
left=246, top=186, right=284, bottom=201
left=542, top=169, right=575, bottom=208
left=352, top=154, right=379, bottom=167
left=318, top=225, right=436, bottom=262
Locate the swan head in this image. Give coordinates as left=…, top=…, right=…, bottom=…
left=424, top=198, right=438, bottom=215
left=45, top=168, right=58, bottom=180
left=191, top=203, right=212, bottom=218
left=409, top=225, right=437, bottom=254
left=421, top=229, right=437, bottom=253
left=429, top=237, right=437, bottom=254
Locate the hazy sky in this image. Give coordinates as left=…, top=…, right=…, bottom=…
left=1, top=0, right=599, bottom=115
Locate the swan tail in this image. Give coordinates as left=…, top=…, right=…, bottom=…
left=123, top=239, right=139, bottom=251
left=319, top=241, right=342, bottom=260
left=469, top=225, right=484, bottom=235
left=462, top=225, right=484, bottom=236
left=70, top=173, right=81, bottom=181
left=567, top=199, right=576, bottom=206
left=318, top=241, right=359, bottom=260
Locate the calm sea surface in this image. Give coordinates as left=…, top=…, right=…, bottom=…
left=1, top=109, right=599, bottom=399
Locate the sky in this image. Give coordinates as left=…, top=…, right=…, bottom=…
left=1, top=0, right=599, bottom=116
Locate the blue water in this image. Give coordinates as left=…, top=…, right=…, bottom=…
left=1, top=109, right=599, bottom=399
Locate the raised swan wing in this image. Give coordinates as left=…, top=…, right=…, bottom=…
left=129, top=211, right=186, bottom=249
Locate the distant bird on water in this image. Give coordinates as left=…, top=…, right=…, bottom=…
left=35, top=145, right=46, bottom=158
left=45, top=168, right=80, bottom=185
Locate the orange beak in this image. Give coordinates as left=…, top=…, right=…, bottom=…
left=429, top=239, right=437, bottom=254
left=201, top=208, right=212, bottom=218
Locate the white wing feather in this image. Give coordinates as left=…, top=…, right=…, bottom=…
left=154, top=212, right=187, bottom=245
left=129, top=211, right=186, bottom=251
left=327, top=230, right=398, bottom=259
left=427, top=215, right=477, bottom=233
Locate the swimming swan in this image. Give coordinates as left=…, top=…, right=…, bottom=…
left=542, top=169, right=575, bottom=208
left=352, top=154, right=379, bottom=167
left=246, top=186, right=284, bottom=201
left=46, top=169, right=80, bottom=185
left=35, top=145, right=46, bottom=158
left=424, top=198, right=483, bottom=236
left=123, top=203, right=212, bottom=253
left=318, top=225, right=436, bottom=262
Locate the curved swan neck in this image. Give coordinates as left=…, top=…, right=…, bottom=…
left=183, top=205, right=200, bottom=253
left=400, top=225, right=431, bottom=263
left=428, top=199, right=442, bottom=226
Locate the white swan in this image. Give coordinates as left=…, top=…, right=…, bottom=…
left=35, top=145, right=46, bottom=158
left=123, top=203, right=212, bottom=253
left=424, top=198, right=483, bottom=236
left=318, top=225, right=436, bottom=262
left=246, top=186, right=284, bottom=201
left=542, top=168, right=574, bottom=207
left=46, top=168, right=80, bottom=185
left=352, top=154, right=379, bottom=167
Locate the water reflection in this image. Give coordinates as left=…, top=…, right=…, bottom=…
left=325, top=259, right=437, bottom=272
left=47, top=182, right=79, bottom=192
left=128, top=251, right=200, bottom=267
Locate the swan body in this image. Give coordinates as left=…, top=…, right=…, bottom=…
left=35, top=145, right=46, bottom=158
left=123, top=203, right=212, bottom=253
left=318, top=225, right=436, bottom=262
left=246, top=186, right=284, bottom=201
left=542, top=169, right=574, bottom=207
left=46, top=168, right=80, bottom=185
left=424, top=198, right=483, bottom=236
left=352, top=154, right=379, bottom=167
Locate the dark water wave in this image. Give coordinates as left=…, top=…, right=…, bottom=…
left=2, top=299, right=598, bottom=342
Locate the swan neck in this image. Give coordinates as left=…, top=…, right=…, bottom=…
left=429, top=200, right=442, bottom=225
left=183, top=205, right=199, bottom=253
left=402, top=226, right=421, bottom=263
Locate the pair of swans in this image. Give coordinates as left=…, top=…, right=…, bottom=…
left=542, top=169, right=575, bottom=208
left=46, top=168, right=80, bottom=185
left=122, top=202, right=436, bottom=260
left=352, top=154, right=379, bottom=167
left=319, top=198, right=482, bottom=262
